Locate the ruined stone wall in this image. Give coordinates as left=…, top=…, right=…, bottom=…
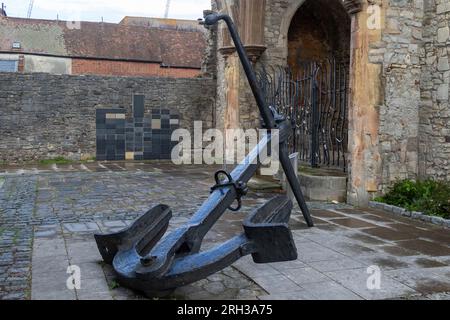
left=202, top=9, right=219, bottom=80
left=369, top=0, right=424, bottom=191
left=211, top=0, right=227, bottom=132
left=212, top=0, right=284, bottom=132
left=419, top=0, right=450, bottom=180
left=0, top=72, right=216, bottom=163
left=211, top=0, right=450, bottom=205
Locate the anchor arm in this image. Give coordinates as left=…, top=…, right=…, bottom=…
left=135, top=133, right=273, bottom=279
left=162, top=234, right=254, bottom=288
left=112, top=196, right=297, bottom=295
left=279, top=142, right=315, bottom=227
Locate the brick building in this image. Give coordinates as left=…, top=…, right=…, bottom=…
left=0, top=15, right=206, bottom=78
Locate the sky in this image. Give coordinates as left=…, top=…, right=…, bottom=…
left=3, top=0, right=212, bottom=22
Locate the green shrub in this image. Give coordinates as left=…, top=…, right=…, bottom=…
left=377, top=179, right=450, bottom=219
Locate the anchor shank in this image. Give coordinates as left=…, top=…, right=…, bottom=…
left=205, top=13, right=313, bottom=227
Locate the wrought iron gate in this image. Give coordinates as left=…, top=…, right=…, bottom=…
left=257, top=59, right=349, bottom=171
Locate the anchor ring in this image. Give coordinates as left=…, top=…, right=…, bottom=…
left=210, top=170, right=248, bottom=212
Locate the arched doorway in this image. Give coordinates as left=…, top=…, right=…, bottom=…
left=287, top=0, right=351, bottom=69
left=259, top=0, right=352, bottom=171
left=288, top=0, right=352, bottom=171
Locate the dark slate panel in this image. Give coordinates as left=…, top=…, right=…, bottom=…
left=133, top=95, right=145, bottom=118
left=161, top=119, right=170, bottom=129
left=143, top=153, right=153, bottom=160
left=96, top=105, right=181, bottom=161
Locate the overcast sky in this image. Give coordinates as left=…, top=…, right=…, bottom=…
left=4, top=0, right=212, bottom=22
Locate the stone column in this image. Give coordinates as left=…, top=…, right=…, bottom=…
left=213, top=0, right=267, bottom=164
left=347, top=1, right=384, bottom=206
left=214, top=0, right=267, bottom=132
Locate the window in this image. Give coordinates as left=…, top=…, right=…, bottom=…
left=0, top=60, right=18, bottom=72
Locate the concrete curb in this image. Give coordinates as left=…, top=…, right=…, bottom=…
left=369, top=201, right=450, bottom=229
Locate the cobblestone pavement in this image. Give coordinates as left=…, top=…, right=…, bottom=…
left=0, top=162, right=449, bottom=300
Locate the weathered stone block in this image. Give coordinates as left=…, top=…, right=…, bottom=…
left=437, top=83, right=449, bottom=101
left=437, top=27, right=449, bottom=43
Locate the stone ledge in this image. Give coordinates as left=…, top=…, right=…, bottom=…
left=299, top=173, right=347, bottom=203
left=369, top=201, right=450, bottom=229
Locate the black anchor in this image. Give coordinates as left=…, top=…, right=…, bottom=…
left=94, top=13, right=314, bottom=298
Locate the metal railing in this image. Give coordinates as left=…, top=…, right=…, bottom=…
left=257, top=59, right=349, bottom=171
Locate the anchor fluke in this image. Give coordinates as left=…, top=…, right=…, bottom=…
left=94, top=204, right=172, bottom=264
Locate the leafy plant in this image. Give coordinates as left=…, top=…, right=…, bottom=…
left=108, top=280, right=120, bottom=290
left=377, top=179, right=450, bottom=219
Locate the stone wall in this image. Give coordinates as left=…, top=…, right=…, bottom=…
left=0, top=72, right=216, bottom=163
left=370, top=0, right=424, bottom=190
left=419, top=0, right=450, bottom=180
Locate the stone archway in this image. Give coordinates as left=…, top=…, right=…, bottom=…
left=287, top=0, right=351, bottom=68
left=277, top=0, right=362, bottom=64
left=276, top=0, right=385, bottom=206
left=213, top=0, right=385, bottom=206
left=283, top=0, right=353, bottom=172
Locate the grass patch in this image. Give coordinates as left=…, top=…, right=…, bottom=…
left=39, top=157, right=74, bottom=165
left=375, top=179, right=450, bottom=219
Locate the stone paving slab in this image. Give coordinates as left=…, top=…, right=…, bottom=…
left=1, top=162, right=450, bottom=300
left=324, top=268, right=417, bottom=300
left=300, top=281, right=363, bottom=300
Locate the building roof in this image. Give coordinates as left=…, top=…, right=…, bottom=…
left=120, top=16, right=204, bottom=32
left=0, top=16, right=206, bottom=69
